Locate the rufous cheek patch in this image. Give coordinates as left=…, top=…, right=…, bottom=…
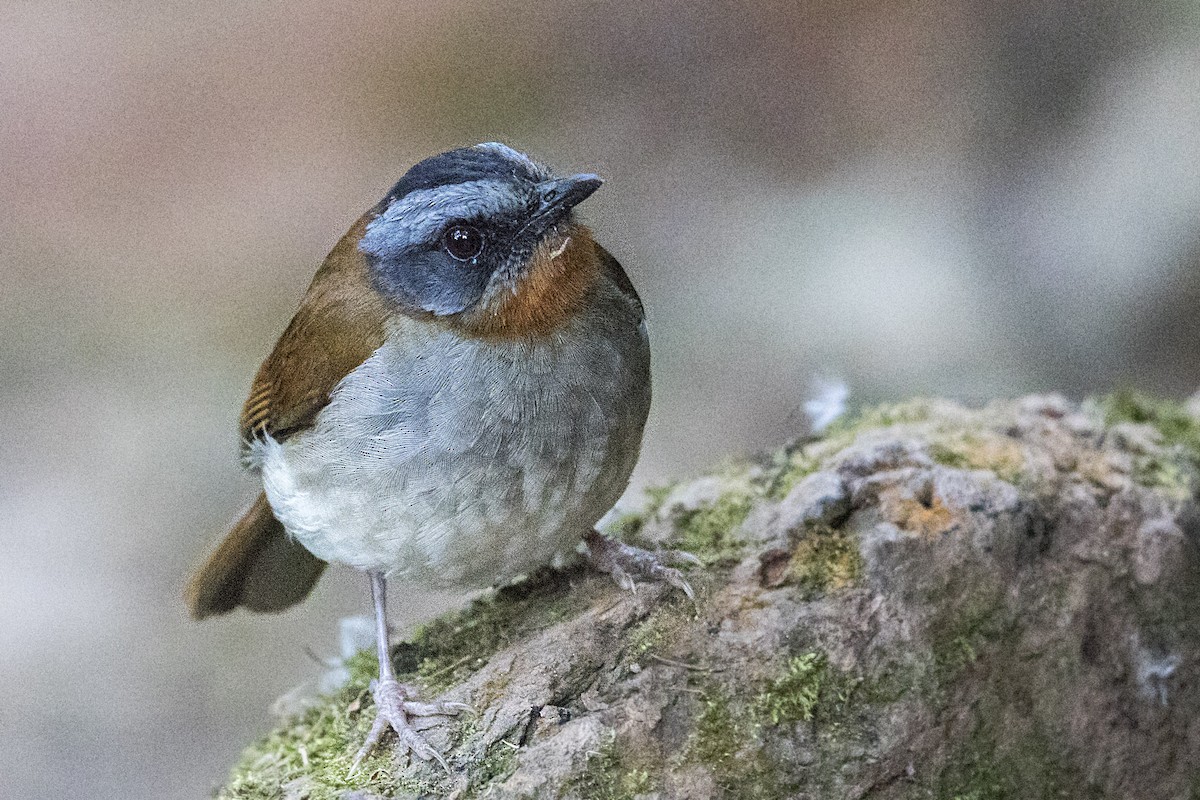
left=460, top=225, right=601, bottom=339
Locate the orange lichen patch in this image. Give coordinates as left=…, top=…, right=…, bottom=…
left=894, top=497, right=956, bottom=537
left=460, top=224, right=601, bottom=339
left=878, top=486, right=958, bottom=538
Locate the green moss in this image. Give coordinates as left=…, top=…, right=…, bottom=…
left=756, top=653, right=824, bottom=724
left=1099, top=389, right=1200, bottom=496
left=928, top=432, right=1026, bottom=484
left=625, top=599, right=692, bottom=660
left=825, top=399, right=934, bottom=437
left=769, top=400, right=937, bottom=498
left=598, top=482, right=685, bottom=550
left=689, top=689, right=788, bottom=798
left=931, top=716, right=1094, bottom=800
left=644, top=482, right=677, bottom=513
left=909, top=574, right=1101, bottom=799
left=1133, top=456, right=1195, bottom=498
left=598, top=481, right=683, bottom=549
left=605, top=511, right=652, bottom=549
left=787, top=523, right=863, bottom=599
left=343, top=649, right=381, bottom=688
left=769, top=400, right=940, bottom=499
left=1101, top=389, right=1200, bottom=453
left=684, top=653, right=876, bottom=798
left=768, top=451, right=821, bottom=499
left=460, top=738, right=519, bottom=798
left=218, top=675, right=446, bottom=800
left=754, top=651, right=862, bottom=727
left=566, top=731, right=659, bottom=800
left=674, top=492, right=754, bottom=565
left=928, top=588, right=1014, bottom=689
left=691, top=689, right=751, bottom=770
left=219, top=570, right=597, bottom=798
left=688, top=676, right=863, bottom=798
left=858, top=657, right=932, bottom=706
left=395, top=568, right=590, bottom=693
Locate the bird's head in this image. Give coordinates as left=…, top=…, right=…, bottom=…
left=358, top=143, right=605, bottom=336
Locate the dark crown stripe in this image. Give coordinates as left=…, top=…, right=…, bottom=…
left=381, top=146, right=544, bottom=207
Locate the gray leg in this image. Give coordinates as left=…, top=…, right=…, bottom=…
left=583, top=529, right=699, bottom=599
left=349, top=571, right=468, bottom=774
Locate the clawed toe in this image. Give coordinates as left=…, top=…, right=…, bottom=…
left=651, top=564, right=695, bottom=599
left=396, top=725, right=450, bottom=772
left=349, top=716, right=389, bottom=776
left=668, top=550, right=703, bottom=567
left=609, top=561, right=636, bottom=593
left=584, top=529, right=698, bottom=599
left=348, top=678, right=465, bottom=776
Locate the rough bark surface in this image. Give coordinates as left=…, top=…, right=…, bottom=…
left=217, top=394, right=1200, bottom=800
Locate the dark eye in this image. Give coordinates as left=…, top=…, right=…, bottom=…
left=442, top=224, right=484, bottom=261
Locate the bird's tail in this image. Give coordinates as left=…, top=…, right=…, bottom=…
left=184, top=492, right=326, bottom=619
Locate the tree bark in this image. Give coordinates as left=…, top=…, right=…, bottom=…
left=217, top=394, right=1200, bottom=800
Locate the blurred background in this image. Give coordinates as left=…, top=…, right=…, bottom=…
left=4, top=1, right=1200, bottom=797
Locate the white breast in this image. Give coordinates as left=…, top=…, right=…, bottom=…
left=250, top=298, right=650, bottom=589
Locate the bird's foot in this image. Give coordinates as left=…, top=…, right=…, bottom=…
left=584, top=529, right=700, bottom=599
left=349, top=678, right=469, bottom=775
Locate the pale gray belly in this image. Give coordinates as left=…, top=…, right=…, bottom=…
left=253, top=313, right=650, bottom=587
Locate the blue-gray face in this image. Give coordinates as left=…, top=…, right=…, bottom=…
left=358, top=143, right=602, bottom=316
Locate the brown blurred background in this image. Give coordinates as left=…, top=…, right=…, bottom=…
left=4, top=1, right=1200, bottom=797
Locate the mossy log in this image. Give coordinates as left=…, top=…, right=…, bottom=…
left=217, top=393, right=1200, bottom=800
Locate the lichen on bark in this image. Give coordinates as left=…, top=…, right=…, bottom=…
left=214, top=393, right=1200, bottom=800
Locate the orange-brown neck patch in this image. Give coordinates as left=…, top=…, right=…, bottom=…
left=457, top=225, right=602, bottom=339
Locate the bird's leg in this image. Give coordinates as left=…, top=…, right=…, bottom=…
left=349, top=571, right=468, bottom=775
left=583, top=529, right=699, bottom=599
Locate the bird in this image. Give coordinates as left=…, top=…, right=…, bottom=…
left=185, top=142, right=695, bottom=770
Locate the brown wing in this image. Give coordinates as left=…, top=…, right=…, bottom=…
left=186, top=213, right=390, bottom=618
left=240, top=213, right=391, bottom=444
left=185, top=493, right=327, bottom=619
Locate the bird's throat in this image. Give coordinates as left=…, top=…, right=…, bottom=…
left=456, top=225, right=601, bottom=339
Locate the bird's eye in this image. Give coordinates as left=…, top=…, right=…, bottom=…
left=442, top=224, right=484, bottom=261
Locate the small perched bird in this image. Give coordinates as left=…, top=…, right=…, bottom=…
left=186, top=143, right=694, bottom=769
